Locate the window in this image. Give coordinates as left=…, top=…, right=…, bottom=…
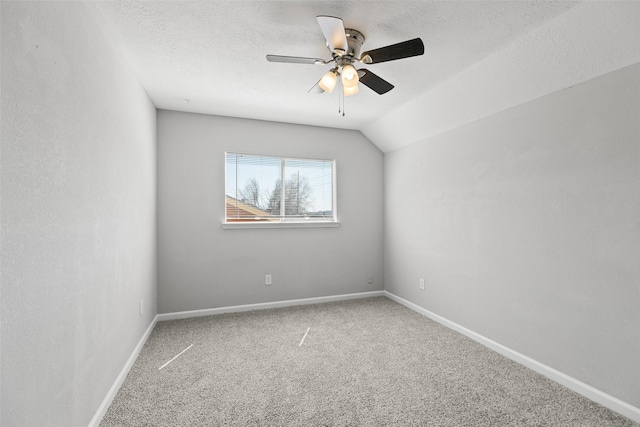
left=225, top=153, right=336, bottom=225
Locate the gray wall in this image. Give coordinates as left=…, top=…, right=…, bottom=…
left=1, top=2, right=157, bottom=425
left=157, top=111, right=383, bottom=313
left=384, top=63, right=640, bottom=407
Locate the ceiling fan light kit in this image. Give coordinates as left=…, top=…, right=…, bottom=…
left=266, top=15, right=424, bottom=109
left=343, top=84, right=359, bottom=97
left=319, top=68, right=339, bottom=93
left=341, top=64, right=359, bottom=88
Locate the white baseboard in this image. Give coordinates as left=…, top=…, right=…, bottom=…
left=156, top=290, right=385, bottom=321
left=88, top=315, right=158, bottom=427
left=384, top=291, right=640, bottom=423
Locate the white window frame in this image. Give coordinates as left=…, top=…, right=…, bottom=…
left=223, top=152, right=339, bottom=229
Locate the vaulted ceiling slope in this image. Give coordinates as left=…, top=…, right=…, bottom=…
left=95, top=1, right=640, bottom=153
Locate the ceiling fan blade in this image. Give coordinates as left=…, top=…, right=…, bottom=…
left=360, top=38, right=424, bottom=64
left=308, top=78, right=325, bottom=94
left=266, top=55, right=326, bottom=65
left=316, top=15, right=349, bottom=54
left=358, top=69, right=394, bottom=95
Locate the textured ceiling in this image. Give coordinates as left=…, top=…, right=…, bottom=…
left=95, top=1, right=640, bottom=152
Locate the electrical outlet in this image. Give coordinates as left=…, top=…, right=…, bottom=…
left=367, top=274, right=374, bottom=284
left=139, top=300, right=143, bottom=316
left=419, top=279, right=425, bottom=290
left=265, top=274, right=272, bottom=285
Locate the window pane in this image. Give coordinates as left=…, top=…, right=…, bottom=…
left=225, top=153, right=334, bottom=223
left=283, top=158, right=333, bottom=220
left=225, top=154, right=281, bottom=221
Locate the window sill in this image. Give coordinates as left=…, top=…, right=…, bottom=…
left=222, top=221, right=340, bottom=230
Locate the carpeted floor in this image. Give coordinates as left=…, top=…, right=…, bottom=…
left=100, top=297, right=638, bottom=426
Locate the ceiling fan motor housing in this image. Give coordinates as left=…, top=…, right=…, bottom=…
left=339, top=28, right=365, bottom=61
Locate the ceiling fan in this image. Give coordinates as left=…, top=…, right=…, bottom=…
left=266, top=15, right=424, bottom=97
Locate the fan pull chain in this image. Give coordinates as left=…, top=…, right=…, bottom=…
left=337, top=79, right=345, bottom=117
left=338, top=79, right=342, bottom=115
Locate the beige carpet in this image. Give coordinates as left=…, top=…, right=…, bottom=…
left=100, top=297, right=637, bottom=426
